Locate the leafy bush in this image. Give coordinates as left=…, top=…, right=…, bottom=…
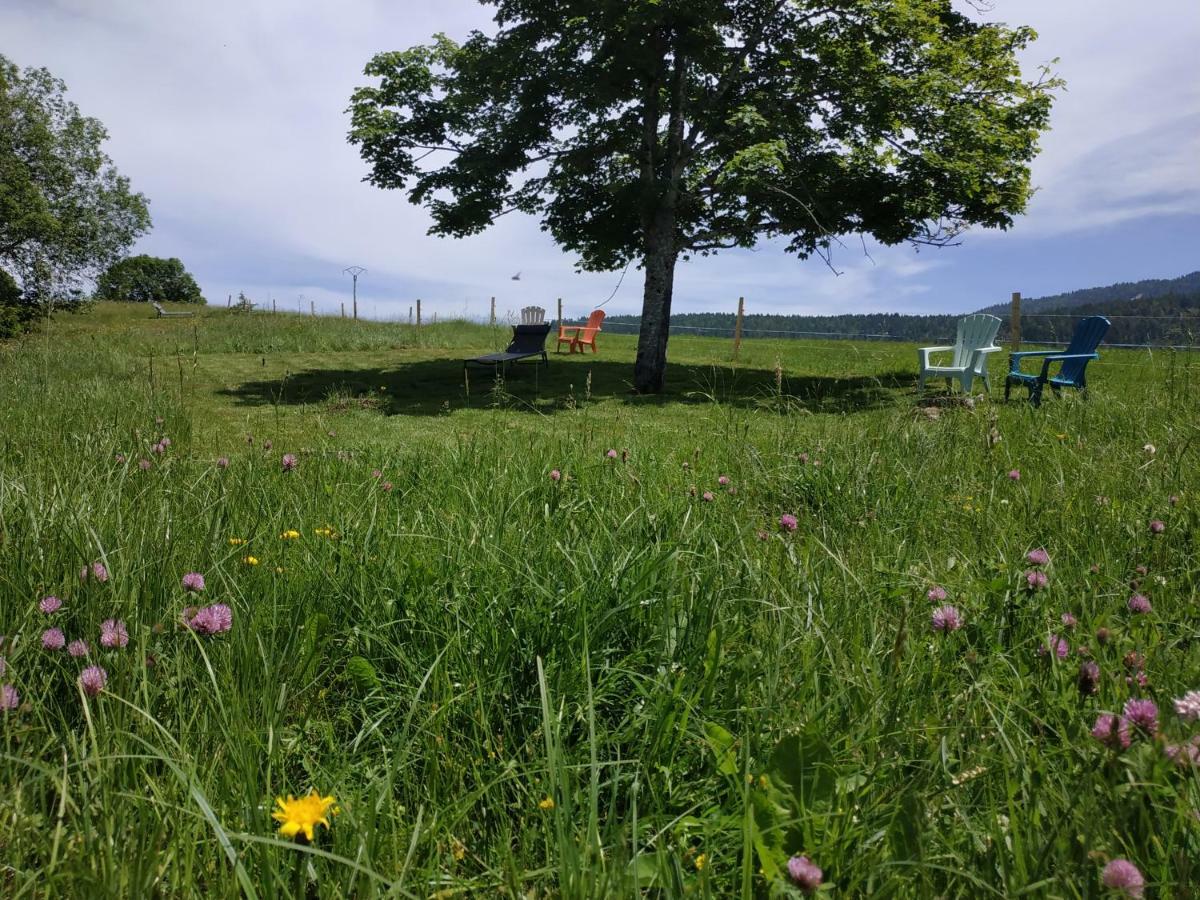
left=95, top=255, right=204, bottom=304
left=0, top=267, right=36, bottom=339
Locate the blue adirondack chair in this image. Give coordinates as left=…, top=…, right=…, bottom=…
left=1004, top=316, right=1111, bottom=406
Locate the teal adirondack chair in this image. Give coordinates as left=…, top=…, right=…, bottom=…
left=918, top=314, right=1002, bottom=394
left=1004, top=315, right=1111, bottom=407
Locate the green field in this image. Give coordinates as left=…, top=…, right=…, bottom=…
left=1, top=302, right=1198, bottom=897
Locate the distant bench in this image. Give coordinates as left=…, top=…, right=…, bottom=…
left=153, top=302, right=194, bottom=318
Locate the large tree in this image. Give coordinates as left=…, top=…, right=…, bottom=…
left=96, top=255, right=205, bottom=304
left=348, top=0, right=1058, bottom=392
left=0, top=54, right=150, bottom=304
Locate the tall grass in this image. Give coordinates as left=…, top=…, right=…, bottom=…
left=0, top=303, right=1198, bottom=896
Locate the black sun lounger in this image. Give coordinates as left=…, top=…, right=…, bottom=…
left=465, top=322, right=551, bottom=370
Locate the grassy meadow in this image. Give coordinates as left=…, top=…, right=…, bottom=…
left=1, top=301, right=1198, bottom=897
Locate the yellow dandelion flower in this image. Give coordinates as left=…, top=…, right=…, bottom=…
left=274, top=566, right=285, bottom=574
left=280, top=529, right=300, bottom=540
left=538, top=796, right=555, bottom=810
left=271, top=791, right=339, bottom=843
left=243, top=555, right=259, bottom=566
left=451, top=837, right=466, bottom=861
left=228, top=537, right=245, bottom=546
left=695, top=853, right=708, bottom=871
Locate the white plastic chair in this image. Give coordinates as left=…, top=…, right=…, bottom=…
left=520, top=306, right=545, bottom=325
left=918, top=314, right=1002, bottom=393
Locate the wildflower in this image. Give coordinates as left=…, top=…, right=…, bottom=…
left=371, top=469, right=382, bottom=479
left=272, top=792, right=339, bottom=843
left=1089, top=564, right=1101, bottom=574
left=1025, top=570, right=1048, bottom=590
left=1142, top=443, right=1156, bottom=456
left=39, top=595, right=62, bottom=614
left=1149, top=519, right=1165, bottom=534
left=263, top=439, right=273, bottom=451
left=1038, top=635, right=1069, bottom=660
left=717, top=475, right=730, bottom=486
left=115, top=453, right=126, bottom=464
left=79, top=665, right=108, bottom=696
left=1078, top=661, right=1100, bottom=696
left=927, top=586, right=948, bottom=602
left=756, top=530, right=769, bottom=541
left=181, top=572, right=206, bottom=592
left=280, top=530, right=300, bottom=540
left=786, top=856, right=823, bottom=895
left=381, top=481, right=393, bottom=492
left=538, top=796, right=555, bottom=810
left=779, top=514, right=798, bottom=532
left=68, top=639, right=88, bottom=658
left=1122, top=698, right=1158, bottom=735
left=1173, top=690, right=1200, bottom=722
left=1169, top=494, right=1180, bottom=506
left=243, top=556, right=259, bottom=566
left=160, top=437, right=171, bottom=448
left=1096, top=627, right=1111, bottom=645
left=228, top=537, right=245, bottom=545
left=138, top=458, right=151, bottom=470
left=1127, top=594, right=1151, bottom=615
left=605, top=449, right=618, bottom=459
left=931, top=605, right=964, bottom=633
left=1165, top=741, right=1200, bottom=767
left=81, top=562, right=109, bottom=583
left=1091, top=713, right=1131, bottom=751
left=798, top=452, right=809, bottom=464
left=1, top=684, right=19, bottom=711
left=1061, top=612, right=1077, bottom=629
left=1101, top=859, right=1144, bottom=898
left=694, top=853, right=708, bottom=871
left=701, top=491, right=714, bottom=502
left=281, top=453, right=297, bottom=472
left=1026, top=548, right=1050, bottom=567
left=216, top=456, right=230, bottom=469
left=41, top=628, right=65, bottom=650
left=1007, top=469, right=1020, bottom=481
left=100, top=619, right=129, bottom=648
left=549, top=469, right=561, bottom=482
left=186, top=604, right=233, bottom=636
left=151, top=441, right=165, bottom=455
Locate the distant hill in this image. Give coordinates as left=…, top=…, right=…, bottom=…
left=976, top=270, right=1200, bottom=316
left=595, top=270, right=1200, bottom=347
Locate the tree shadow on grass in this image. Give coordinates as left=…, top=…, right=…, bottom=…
left=217, top=354, right=917, bottom=417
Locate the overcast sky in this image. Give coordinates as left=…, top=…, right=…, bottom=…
left=4, top=0, right=1199, bottom=321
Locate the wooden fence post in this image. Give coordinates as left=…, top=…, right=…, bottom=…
left=557, top=297, right=563, bottom=326
left=408, top=305, right=413, bottom=324
left=226, top=294, right=231, bottom=308
left=310, top=300, right=315, bottom=317
left=490, top=296, right=496, bottom=326
left=1010, top=291, right=1021, bottom=351
left=733, top=296, right=745, bottom=360
left=416, top=299, right=422, bottom=328
left=272, top=298, right=277, bottom=314
left=340, top=302, right=345, bottom=318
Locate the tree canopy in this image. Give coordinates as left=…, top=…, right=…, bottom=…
left=349, top=0, right=1059, bottom=391
left=96, top=255, right=205, bottom=305
left=0, top=53, right=150, bottom=303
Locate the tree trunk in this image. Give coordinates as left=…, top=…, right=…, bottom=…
left=633, top=212, right=678, bottom=394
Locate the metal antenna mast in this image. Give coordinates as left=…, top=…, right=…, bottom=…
left=343, top=266, right=366, bottom=321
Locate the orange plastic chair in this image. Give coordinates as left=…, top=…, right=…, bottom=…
left=557, top=309, right=605, bottom=354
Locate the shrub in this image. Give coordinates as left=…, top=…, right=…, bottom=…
left=95, top=255, right=204, bottom=304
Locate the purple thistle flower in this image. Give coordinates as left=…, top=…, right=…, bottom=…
left=99, top=619, right=129, bottom=648
left=1101, top=859, right=1145, bottom=898
left=181, top=572, right=206, bottom=593
left=1091, top=713, right=1131, bottom=750
left=68, top=639, right=89, bottom=658
left=1173, top=690, right=1200, bottom=722
left=605, top=448, right=618, bottom=459
left=39, top=595, right=62, bottom=614
left=786, top=856, right=823, bottom=895
left=779, top=514, right=798, bottom=532
left=1123, top=698, right=1158, bottom=734
left=0, top=684, right=18, bottom=711
left=41, top=628, right=65, bottom=650
left=216, top=456, right=230, bottom=469
left=1061, top=612, right=1077, bottom=629
left=1025, top=569, right=1048, bottom=590
left=1127, top=594, right=1152, bottom=615
left=281, top=453, right=297, bottom=472
left=1026, top=548, right=1050, bottom=567
left=138, top=458, right=151, bottom=470
left=549, top=469, right=561, bottom=482
left=927, top=586, right=948, bottom=603
left=79, top=666, right=107, bottom=696
left=1149, top=519, right=1165, bottom=534
left=1078, top=661, right=1100, bottom=696
left=1007, top=469, right=1020, bottom=481
left=701, top=491, right=714, bottom=502
left=931, top=605, right=964, bottom=633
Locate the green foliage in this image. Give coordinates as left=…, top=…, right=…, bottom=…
left=0, top=265, right=35, bottom=338
left=0, top=303, right=1198, bottom=895
left=0, top=53, right=151, bottom=302
left=96, top=254, right=205, bottom=304
left=348, top=0, right=1061, bottom=389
